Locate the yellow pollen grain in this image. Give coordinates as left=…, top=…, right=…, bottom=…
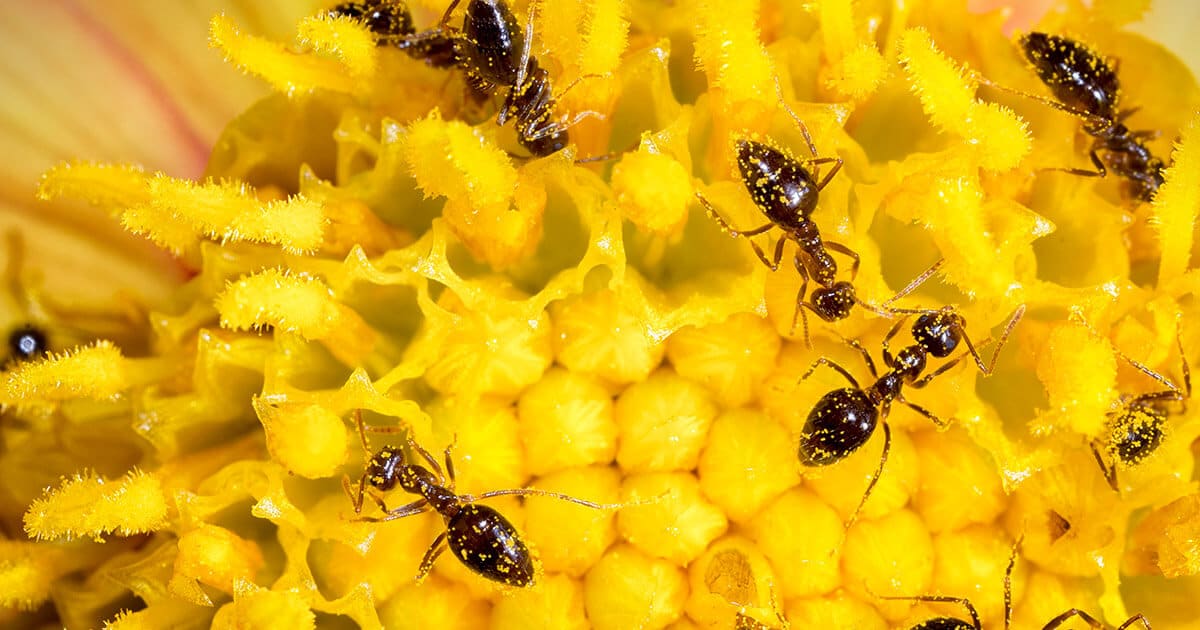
left=842, top=509, right=935, bottom=621
left=666, top=312, right=781, bottom=408
left=611, top=150, right=693, bottom=235
left=747, top=487, right=842, bottom=599
left=911, top=428, right=1006, bottom=532
left=614, top=367, right=718, bottom=473
left=522, top=466, right=620, bottom=576
left=697, top=409, right=799, bottom=523
left=583, top=544, right=687, bottom=630
left=551, top=288, right=666, bottom=386
left=618, top=471, right=729, bottom=565
left=517, top=368, right=618, bottom=476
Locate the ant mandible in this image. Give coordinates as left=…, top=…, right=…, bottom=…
left=342, top=411, right=626, bottom=587
left=387, top=0, right=603, bottom=157
left=1082, top=317, right=1191, bottom=492
left=797, top=302, right=1025, bottom=527
left=978, top=32, right=1165, bottom=202
left=696, top=91, right=878, bottom=347
left=880, top=537, right=1152, bottom=629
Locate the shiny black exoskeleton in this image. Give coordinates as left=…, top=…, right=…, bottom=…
left=388, top=0, right=592, bottom=156
left=7, top=324, right=47, bottom=362
left=1017, top=32, right=1166, bottom=202
left=882, top=539, right=1152, bottom=630
left=696, top=139, right=864, bottom=346
left=344, top=412, right=618, bottom=586
left=797, top=305, right=1024, bottom=526
left=1089, top=320, right=1190, bottom=492
left=328, top=0, right=460, bottom=67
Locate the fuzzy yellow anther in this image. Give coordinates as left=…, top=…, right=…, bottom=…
left=694, top=0, right=774, bottom=112
left=37, top=161, right=148, bottom=210
left=0, top=541, right=59, bottom=611
left=899, top=28, right=1030, bottom=171
left=24, top=469, right=168, bottom=541
left=4, top=340, right=127, bottom=403
left=296, top=14, right=379, bottom=79
left=209, top=14, right=359, bottom=95
left=1153, top=111, right=1200, bottom=284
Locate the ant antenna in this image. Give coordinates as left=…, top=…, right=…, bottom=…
left=879, top=258, right=945, bottom=311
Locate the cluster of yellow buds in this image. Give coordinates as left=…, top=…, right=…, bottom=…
left=2, top=0, right=1200, bottom=628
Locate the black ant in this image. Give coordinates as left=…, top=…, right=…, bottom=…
left=1083, top=318, right=1190, bottom=492
left=978, top=32, right=1165, bottom=202
left=6, top=325, right=48, bottom=363
left=695, top=98, right=892, bottom=346
left=342, top=411, right=627, bottom=587
left=327, top=1, right=459, bottom=68
left=879, top=538, right=1152, bottom=629
left=796, top=302, right=1024, bottom=527
left=383, top=0, right=603, bottom=157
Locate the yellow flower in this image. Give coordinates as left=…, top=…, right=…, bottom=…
left=3, top=0, right=1200, bottom=628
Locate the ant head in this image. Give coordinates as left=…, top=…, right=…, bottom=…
left=1106, top=405, right=1167, bottom=467
left=364, top=446, right=405, bottom=491
left=735, top=139, right=819, bottom=227
left=913, top=309, right=965, bottom=358
left=811, top=282, right=856, bottom=322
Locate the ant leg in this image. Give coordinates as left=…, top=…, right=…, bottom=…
left=362, top=498, right=430, bottom=522
left=957, top=304, right=1026, bottom=376
left=846, top=423, right=891, bottom=530
left=1003, top=538, right=1020, bottom=630
left=1117, top=614, right=1152, bottom=630
left=880, top=258, right=945, bottom=311
left=695, top=193, right=779, bottom=270
left=443, top=438, right=458, bottom=487
left=525, top=110, right=607, bottom=141
left=342, top=473, right=370, bottom=515
left=790, top=260, right=813, bottom=345
left=877, top=594, right=980, bottom=630
left=405, top=435, right=445, bottom=480
left=897, top=395, right=949, bottom=429
left=1044, top=148, right=1107, bottom=178
left=841, top=337, right=879, bottom=378
left=824, top=240, right=861, bottom=280
left=514, top=0, right=538, bottom=91
left=438, top=0, right=465, bottom=27
left=796, top=357, right=860, bottom=389
left=1041, top=609, right=1104, bottom=630
left=773, top=74, right=819, bottom=158
left=466, top=488, right=629, bottom=510
left=971, top=72, right=1109, bottom=129
left=880, top=315, right=913, bottom=367
left=808, top=157, right=843, bottom=192
left=1089, top=441, right=1120, bottom=492
left=415, top=532, right=449, bottom=583
left=352, top=410, right=373, bottom=456
left=554, top=73, right=610, bottom=101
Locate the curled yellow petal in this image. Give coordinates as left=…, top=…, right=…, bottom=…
left=4, top=340, right=128, bottom=403
left=169, top=524, right=265, bottom=605
left=23, top=469, right=169, bottom=541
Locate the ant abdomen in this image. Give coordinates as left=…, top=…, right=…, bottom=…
left=1106, top=407, right=1166, bottom=466
left=736, top=140, right=820, bottom=225
left=461, top=0, right=525, bottom=86
left=447, top=503, right=534, bottom=586
left=799, top=388, right=879, bottom=466
left=1019, top=32, right=1119, bottom=126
